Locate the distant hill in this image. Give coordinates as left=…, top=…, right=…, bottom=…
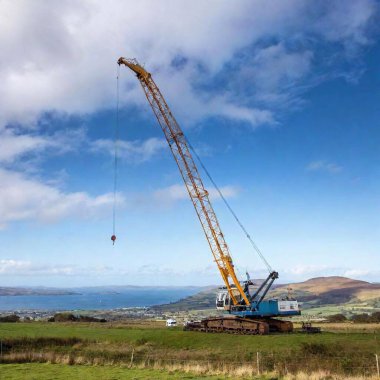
left=152, top=286, right=218, bottom=312
left=272, top=276, right=380, bottom=307
left=152, top=276, right=380, bottom=312
left=0, top=287, right=78, bottom=296
left=0, top=285, right=205, bottom=297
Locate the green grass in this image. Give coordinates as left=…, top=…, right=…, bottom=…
left=301, top=303, right=380, bottom=317
left=0, top=322, right=379, bottom=377
left=0, top=363, right=224, bottom=379
left=0, top=322, right=379, bottom=357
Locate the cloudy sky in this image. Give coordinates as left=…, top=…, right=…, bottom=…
left=0, top=0, right=379, bottom=287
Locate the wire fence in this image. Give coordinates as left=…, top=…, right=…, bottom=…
left=111, top=351, right=380, bottom=375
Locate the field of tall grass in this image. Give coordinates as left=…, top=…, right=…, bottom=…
left=2, top=363, right=380, bottom=379
left=0, top=321, right=379, bottom=378
left=0, top=363, right=224, bottom=379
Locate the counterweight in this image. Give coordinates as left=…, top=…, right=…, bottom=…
left=118, top=57, right=250, bottom=306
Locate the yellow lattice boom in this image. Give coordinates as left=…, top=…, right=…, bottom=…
left=118, top=57, right=250, bottom=306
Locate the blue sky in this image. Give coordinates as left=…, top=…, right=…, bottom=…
left=0, top=0, right=379, bottom=286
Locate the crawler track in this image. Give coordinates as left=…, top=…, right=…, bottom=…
left=265, top=318, right=294, bottom=333
left=184, top=316, right=269, bottom=335
left=184, top=316, right=294, bottom=335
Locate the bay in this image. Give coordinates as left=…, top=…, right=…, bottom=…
left=0, top=286, right=202, bottom=311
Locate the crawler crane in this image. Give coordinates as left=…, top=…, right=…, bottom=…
left=118, top=57, right=300, bottom=334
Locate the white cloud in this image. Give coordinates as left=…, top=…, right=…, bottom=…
left=306, top=160, right=343, bottom=174
left=0, top=167, right=239, bottom=228
left=313, top=0, right=378, bottom=47
left=218, top=103, right=275, bottom=127
left=90, top=137, right=167, bottom=163
left=150, top=64, right=276, bottom=128
left=280, top=265, right=380, bottom=283
left=0, top=260, right=75, bottom=276
left=0, top=168, right=124, bottom=228
left=285, top=264, right=337, bottom=276
left=192, top=142, right=214, bottom=158
left=1, top=258, right=378, bottom=284
left=0, top=259, right=111, bottom=276
left=0, top=128, right=86, bottom=164
left=0, top=0, right=377, bottom=130
left=241, top=44, right=314, bottom=107
left=343, top=269, right=380, bottom=278
left=0, top=0, right=377, bottom=232
left=0, top=259, right=219, bottom=283
left=153, top=183, right=240, bottom=205
left=0, top=131, right=51, bottom=163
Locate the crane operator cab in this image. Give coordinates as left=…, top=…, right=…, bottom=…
left=216, top=281, right=253, bottom=311
left=216, top=288, right=241, bottom=311
left=216, top=289, right=229, bottom=310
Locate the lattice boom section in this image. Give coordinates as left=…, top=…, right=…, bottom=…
left=137, top=76, right=249, bottom=306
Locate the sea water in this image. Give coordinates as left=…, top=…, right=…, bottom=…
left=0, top=287, right=201, bottom=311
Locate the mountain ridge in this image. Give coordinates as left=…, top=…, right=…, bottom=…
left=0, top=287, right=78, bottom=296
left=152, top=276, right=380, bottom=312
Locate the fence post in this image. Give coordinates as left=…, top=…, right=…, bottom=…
left=376, top=354, right=379, bottom=378
left=256, top=351, right=260, bottom=375
left=129, top=348, right=134, bottom=368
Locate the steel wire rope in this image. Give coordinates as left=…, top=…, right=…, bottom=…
left=186, top=138, right=273, bottom=273
left=112, top=64, right=121, bottom=241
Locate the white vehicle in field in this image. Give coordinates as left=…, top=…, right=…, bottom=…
left=166, top=318, right=177, bottom=327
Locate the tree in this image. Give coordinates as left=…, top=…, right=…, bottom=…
left=327, top=314, right=347, bottom=322
left=351, top=313, right=370, bottom=323
left=370, top=311, right=380, bottom=322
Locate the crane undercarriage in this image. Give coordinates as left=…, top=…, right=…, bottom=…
left=185, top=275, right=297, bottom=335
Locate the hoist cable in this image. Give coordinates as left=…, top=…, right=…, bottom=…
left=112, top=64, right=120, bottom=238
left=186, top=139, right=273, bottom=273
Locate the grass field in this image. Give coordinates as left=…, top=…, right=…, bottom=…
left=3, top=363, right=380, bottom=380
left=1, top=321, right=379, bottom=355
left=300, top=303, right=380, bottom=317
left=0, top=321, right=379, bottom=378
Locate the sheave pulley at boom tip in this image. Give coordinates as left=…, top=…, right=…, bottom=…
left=111, top=64, right=120, bottom=245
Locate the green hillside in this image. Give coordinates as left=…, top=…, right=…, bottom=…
left=152, top=276, right=380, bottom=313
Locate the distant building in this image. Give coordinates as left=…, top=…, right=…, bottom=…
left=166, top=318, right=177, bottom=327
